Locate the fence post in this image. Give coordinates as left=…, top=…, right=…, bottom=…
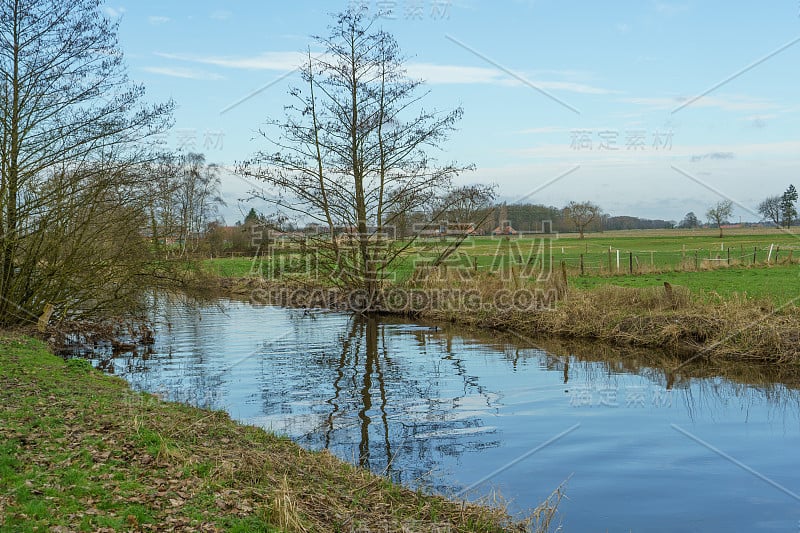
left=629, top=251, right=633, bottom=274
left=753, top=246, right=757, bottom=264
left=608, top=249, right=612, bottom=273
left=695, top=250, right=699, bottom=270
left=727, top=247, right=730, bottom=266
left=616, top=249, right=620, bottom=272
left=580, top=254, right=585, bottom=276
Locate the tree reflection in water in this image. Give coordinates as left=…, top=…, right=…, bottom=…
left=304, top=315, right=501, bottom=489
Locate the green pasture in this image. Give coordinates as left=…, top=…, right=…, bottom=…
left=202, top=230, right=800, bottom=304
left=571, top=264, right=800, bottom=306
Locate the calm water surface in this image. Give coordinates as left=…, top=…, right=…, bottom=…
left=99, top=300, right=800, bottom=532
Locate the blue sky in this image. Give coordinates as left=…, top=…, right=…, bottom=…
left=107, top=0, right=800, bottom=224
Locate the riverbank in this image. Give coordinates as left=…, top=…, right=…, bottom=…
left=423, top=281, right=800, bottom=365
left=216, top=271, right=800, bottom=365
left=0, top=335, right=544, bottom=532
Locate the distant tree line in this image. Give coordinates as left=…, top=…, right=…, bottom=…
left=381, top=200, right=675, bottom=238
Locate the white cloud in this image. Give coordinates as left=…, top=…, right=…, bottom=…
left=148, top=16, right=170, bottom=25
left=469, top=149, right=800, bottom=220
left=653, top=1, right=690, bottom=16
left=506, top=139, right=800, bottom=162
left=155, top=51, right=308, bottom=71
left=743, top=113, right=778, bottom=121
left=406, top=62, right=618, bottom=93
left=142, top=66, right=224, bottom=81
left=154, top=51, right=616, bottom=93
left=103, top=5, right=126, bottom=18
left=517, top=126, right=575, bottom=134
left=210, top=9, right=232, bottom=20
left=622, top=94, right=780, bottom=112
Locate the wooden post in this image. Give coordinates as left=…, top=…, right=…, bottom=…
left=753, top=246, right=757, bottom=264
left=727, top=247, right=730, bottom=266
left=559, top=260, right=568, bottom=297
left=695, top=250, right=699, bottom=270
left=664, top=281, right=674, bottom=309
left=629, top=251, right=633, bottom=274
left=580, top=254, right=585, bottom=276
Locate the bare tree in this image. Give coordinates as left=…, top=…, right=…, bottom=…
left=562, top=201, right=600, bottom=239
left=143, top=152, right=225, bottom=258
left=0, top=0, right=174, bottom=324
left=239, top=9, right=474, bottom=300
left=436, top=185, right=495, bottom=223
left=706, top=199, right=733, bottom=238
left=757, top=196, right=781, bottom=228
left=174, top=153, right=224, bottom=256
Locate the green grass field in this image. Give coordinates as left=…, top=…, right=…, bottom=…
left=571, top=265, right=800, bottom=306
left=203, top=229, right=800, bottom=305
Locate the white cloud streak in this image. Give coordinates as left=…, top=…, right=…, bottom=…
left=142, top=66, right=224, bottom=80
left=154, top=51, right=617, bottom=93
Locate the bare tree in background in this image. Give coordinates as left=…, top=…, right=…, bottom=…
left=757, top=196, right=781, bottom=228
left=174, top=153, right=224, bottom=256
left=144, top=152, right=225, bottom=258
left=239, top=9, right=475, bottom=302
left=0, top=0, right=174, bottom=324
left=706, top=199, right=733, bottom=238
left=562, top=201, right=600, bottom=239
left=434, top=185, right=495, bottom=224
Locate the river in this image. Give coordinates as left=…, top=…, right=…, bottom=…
left=94, top=299, right=800, bottom=532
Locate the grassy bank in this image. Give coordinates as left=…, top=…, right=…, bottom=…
left=416, top=275, right=800, bottom=365
left=0, top=336, right=544, bottom=532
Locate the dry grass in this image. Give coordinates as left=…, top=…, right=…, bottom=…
left=404, top=269, right=800, bottom=365
left=528, top=480, right=568, bottom=533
